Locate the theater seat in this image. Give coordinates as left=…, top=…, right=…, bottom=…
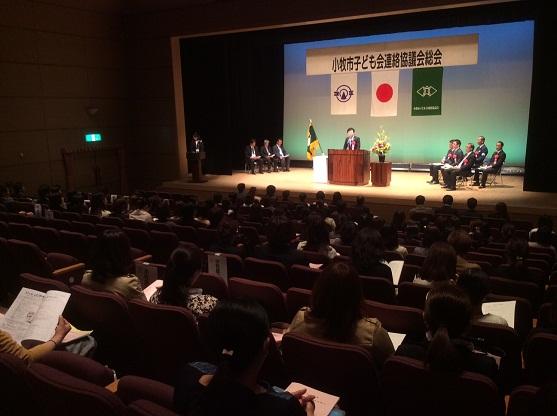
left=229, top=277, right=288, bottom=323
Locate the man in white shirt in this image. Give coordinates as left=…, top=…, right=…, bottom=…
left=272, top=138, right=290, bottom=172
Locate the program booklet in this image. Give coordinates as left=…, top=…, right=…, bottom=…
left=286, top=382, right=340, bottom=416
left=0, top=287, right=71, bottom=344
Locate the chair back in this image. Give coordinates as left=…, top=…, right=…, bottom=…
left=33, top=226, right=63, bottom=253
left=38, top=351, right=115, bottom=386
left=282, top=332, right=381, bottom=416
left=20, top=272, right=70, bottom=293
left=147, top=222, right=172, bottom=233
left=204, top=251, right=243, bottom=278
left=100, top=216, right=124, bottom=227
left=381, top=356, right=504, bottom=416
left=244, top=257, right=288, bottom=291
left=8, top=222, right=35, bottom=243
left=123, top=227, right=152, bottom=253
left=288, top=264, right=321, bottom=290
left=0, top=353, right=37, bottom=414
left=286, top=287, right=312, bottom=321
left=128, top=299, right=202, bottom=384
left=507, top=385, right=540, bottom=416
left=8, top=238, right=52, bottom=277
left=171, top=224, right=198, bottom=244
left=397, top=281, right=431, bottom=309
left=363, top=300, right=426, bottom=336
left=71, top=220, right=97, bottom=236
left=229, top=277, right=287, bottom=323
left=196, top=228, right=219, bottom=249
left=484, top=293, right=532, bottom=341
left=359, top=275, right=396, bottom=304
left=149, top=230, right=179, bottom=263
left=191, top=272, right=229, bottom=300
left=524, top=332, right=557, bottom=386
left=488, top=276, right=542, bottom=310
left=59, top=230, right=92, bottom=263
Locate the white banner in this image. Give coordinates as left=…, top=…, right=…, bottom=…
left=371, top=70, right=399, bottom=117
left=307, top=34, right=478, bottom=75
left=331, top=73, right=357, bottom=115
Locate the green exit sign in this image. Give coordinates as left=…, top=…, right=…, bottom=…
left=85, top=133, right=102, bottom=142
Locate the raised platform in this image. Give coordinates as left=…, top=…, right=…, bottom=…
left=160, top=168, right=557, bottom=222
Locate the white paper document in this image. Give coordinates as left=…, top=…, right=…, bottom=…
left=482, top=301, right=516, bottom=329
left=208, top=253, right=228, bottom=280
left=143, top=279, right=164, bottom=301
left=387, top=260, right=404, bottom=286
left=387, top=332, right=406, bottom=351
left=286, top=382, right=340, bottom=416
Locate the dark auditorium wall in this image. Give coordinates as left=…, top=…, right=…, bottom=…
left=0, top=0, right=129, bottom=193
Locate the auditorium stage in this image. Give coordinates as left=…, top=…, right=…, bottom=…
left=160, top=169, right=557, bottom=221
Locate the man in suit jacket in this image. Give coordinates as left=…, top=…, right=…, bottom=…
left=273, top=138, right=290, bottom=171
left=342, top=127, right=361, bottom=150
left=428, top=140, right=454, bottom=184
left=472, top=135, right=489, bottom=185
left=260, top=139, right=277, bottom=172
left=479, top=141, right=506, bottom=188
left=244, top=139, right=262, bottom=174
left=190, top=132, right=204, bottom=153
left=442, top=143, right=476, bottom=190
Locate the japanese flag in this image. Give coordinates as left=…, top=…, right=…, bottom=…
left=371, top=70, right=399, bottom=117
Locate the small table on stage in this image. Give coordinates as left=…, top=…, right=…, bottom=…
left=187, top=151, right=207, bottom=183
left=370, top=162, right=392, bottom=187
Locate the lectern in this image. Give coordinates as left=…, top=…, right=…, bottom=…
left=328, top=149, right=370, bottom=186
left=187, top=151, right=206, bottom=182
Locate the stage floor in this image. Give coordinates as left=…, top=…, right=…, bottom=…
left=161, top=169, right=557, bottom=220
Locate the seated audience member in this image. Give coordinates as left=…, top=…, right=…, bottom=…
left=409, top=195, right=434, bottom=220
left=195, top=203, right=212, bottom=227
left=390, top=210, right=406, bottom=232
left=261, top=185, right=277, bottom=208
left=312, top=191, right=327, bottom=208
left=273, top=138, right=290, bottom=172
left=435, top=194, right=458, bottom=216
left=330, top=221, right=358, bottom=246
left=260, top=139, right=277, bottom=173
left=457, top=269, right=508, bottom=326
left=331, top=192, right=343, bottom=209
left=413, top=226, right=442, bottom=257
left=351, top=227, right=392, bottom=281
left=150, top=247, right=217, bottom=317
left=209, top=218, right=245, bottom=257
left=495, top=237, right=540, bottom=283
left=1, top=316, right=71, bottom=364
left=529, top=215, right=555, bottom=241
left=254, top=215, right=305, bottom=268
left=529, top=225, right=556, bottom=254
left=297, top=192, right=309, bottom=208
left=459, top=197, right=482, bottom=222
left=286, top=262, right=394, bottom=367
left=497, top=222, right=516, bottom=244
left=235, top=182, right=247, bottom=202
left=90, top=192, right=111, bottom=217
left=414, top=242, right=457, bottom=286
left=297, top=215, right=339, bottom=259
left=469, top=220, right=491, bottom=249
left=477, top=140, right=506, bottom=188
left=174, top=299, right=315, bottom=416
left=487, top=201, right=510, bottom=222
left=396, top=283, right=498, bottom=380
left=82, top=230, right=146, bottom=301
left=381, top=225, right=408, bottom=258
left=245, top=139, right=263, bottom=174
left=128, top=195, right=153, bottom=222
left=447, top=229, right=481, bottom=275
left=109, top=197, right=128, bottom=219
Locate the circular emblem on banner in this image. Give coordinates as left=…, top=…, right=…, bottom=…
left=376, top=83, right=394, bottom=102
left=333, top=84, right=354, bottom=102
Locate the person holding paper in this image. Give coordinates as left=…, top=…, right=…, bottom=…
left=286, top=262, right=394, bottom=368
left=273, top=138, right=291, bottom=172
left=396, top=283, right=498, bottom=380
left=245, top=139, right=263, bottom=175
left=0, top=316, right=70, bottom=364
left=457, top=269, right=509, bottom=326
left=82, top=230, right=146, bottom=301
left=441, top=142, right=476, bottom=191
left=149, top=247, right=217, bottom=318
left=174, top=299, right=315, bottom=416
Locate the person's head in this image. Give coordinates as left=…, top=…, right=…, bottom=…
left=477, top=136, right=485, bottom=145
left=111, top=198, right=128, bottom=217
left=332, top=191, right=342, bottom=203
left=447, top=140, right=454, bottom=149
left=465, top=143, right=474, bottom=153
left=423, top=283, right=472, bottom=372
left=391, top=210, right=406, bottom=231
left=266, top=215, right=294, bottom=249
left=447, top=229, right=474, bottom=256
left=304, top=215, right=330, bottom=249
left=466, top=197, right=478, bottom=210
left=129, top=195, right=146, bottom=211
left=249, top=139, right=256, bottom=147
left=160, top=247, right=203, bottom=305
left=204, top=299, right=270, bottom=378
left=415, top=195, right=426, bottom=206
left=276, top=138, right=283, bottom=146
left=535, top=226, right=553, bottom=246
left=442, top=194, right=453, bottom=207
left=381, top=225, right=399, bottom=251
left=421, top=242, right=457, bottom=282
left=298, top=192, right=307, bottom=202
left=422, top=226, right=442, bottom=249
left=452, top=139, right=461, bottom=149
left=496, top=141, right=504, bottom=151
left=356, top=195, right=365, bottom=206
left=537, top=215, right=553, bottom=231
left=339, top=221, right=358, bottom=245
left=315, top=191, right=325, bottom=201
left=90, top=230, right=132, bottom=282
left=263, top=139, right=269, bottom=146
left=193, top=131, right=200, bottom=140
left=217, top=217, right=239, bottom=246
left=352, top=227, right=385, bottom=269
left=457, top=269, right=490, bottom=307
left=236, top=183, right=245, bottom=194
left=346, top=127, right=355, bottom=137
left=311, top=262, right=363, bottom=342
left=90, top=192, right=106, bottom=214
left=265, top=185, right=276, bottom=197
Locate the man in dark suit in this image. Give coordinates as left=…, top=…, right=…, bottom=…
left=244, top=139, right=262, bottom=174
left=342, top=127, right=361, bottom=150
left=190, top=132, right=204, bottom=153
left=260, top=139, right=277, bottom=172
left=442, top=142, right=476, bottom=190
left=428, top=139, right=454, bottom=184
left=472, top=135, right=489, bottom=186
left=479, top=141, right=506, bottom=188
left=273, top=138, right=290, bottom=171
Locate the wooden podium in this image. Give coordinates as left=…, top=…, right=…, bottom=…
left=187, top=151, right=206, bottom=182
left=328, top=149, right=370, bottom=186
left=370, top=161, right=392, bottom=187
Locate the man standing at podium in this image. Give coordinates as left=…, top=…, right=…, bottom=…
left=343, top=127, right=360, bottom=150
left=190, top=131, right=204, bottom=153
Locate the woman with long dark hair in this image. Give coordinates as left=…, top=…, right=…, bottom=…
left=414, top=242, right=457, bottom=286
left=286, top=262, right=394, bottom=367
left=351, top=227, right=392, bottom=281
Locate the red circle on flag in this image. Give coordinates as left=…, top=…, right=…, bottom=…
left=376, top=83, right=393, bottom=102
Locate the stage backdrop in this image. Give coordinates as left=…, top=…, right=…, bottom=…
left=284, top=21, right=534, bottom=166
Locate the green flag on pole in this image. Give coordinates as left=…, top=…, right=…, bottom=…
left=412, top=67, right=443, bottom=116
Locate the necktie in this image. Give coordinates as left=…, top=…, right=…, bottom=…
left=252, top=148, right=255, bottom=157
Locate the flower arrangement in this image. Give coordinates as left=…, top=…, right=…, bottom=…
left=371, top=126, right=391, bottom=155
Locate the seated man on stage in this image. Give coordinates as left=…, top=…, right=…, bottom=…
left=260, top=139, right=277, bottom=172
left=273, top=138, right=290, bottom=172
left=441, top=142, right=476, bottom=191
left=471, top=135, right=489, bottom=186
left=343, top=127, right=360, bottom=150
left=478, top=141, right=506, bottom=188
left=245, top=139, right=263, bottom=174
left=428, top=139, right=455, bottom=184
